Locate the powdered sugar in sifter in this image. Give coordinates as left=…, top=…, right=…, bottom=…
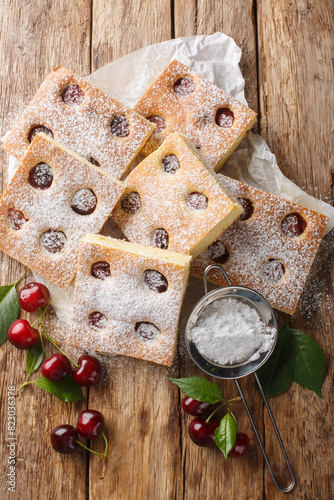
left=185, top=264, right=295, bottom=493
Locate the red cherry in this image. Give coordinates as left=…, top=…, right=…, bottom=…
left=41, top=353, right=72, bottom=382
left=228, top=432, right=249, bottom=457
left=188, top=417, right=219, bottom=447
left=72, top=355, right=102, bottom=386
left=8, top=319, right=39, bottom=349
left=18, top=282, right=50, bottom=312
left=173, top=76, right=195, bottom=96
left=187, top=192, right=208, bottom=210
left=51, top=425, right=79, bottom=454
left=77, top=410, right=105, bottom=439
left=181, top=397, right=212, bottom=418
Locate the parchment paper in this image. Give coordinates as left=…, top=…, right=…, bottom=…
left=4, top=32, right=334, bottom=327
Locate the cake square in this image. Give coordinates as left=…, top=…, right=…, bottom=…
left=2, top=65, right=155, bottom=179
left=0, top=133, right=125, bottom=288
left=112, top=133, right=243, bottom=257
left=133, top=59, right=257, bottom=170
left=190, top=175, right=329, bottom=314
left=67, top=235, right=191, bottom=366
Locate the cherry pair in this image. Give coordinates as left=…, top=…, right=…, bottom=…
left=51, top=410, right=105, bottom=454
left=182, top=396, right=249, bottom=457
left=41, top=353, right=102, bottom=386
left=8, top=282, right=50, bottom=349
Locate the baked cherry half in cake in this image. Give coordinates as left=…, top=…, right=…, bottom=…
left=7, top=208, right=28, bottom=230
left=28, top=125, right=53, bottom=143
left=281, top=212, right=307, bottom=238
left=88, top=311, right=107, bottom=330
left=215, top=108, right=234, bottom=128
left=187, top=192, right=208, bottom=211
left=147, top=115, right=167, bottom=134
left=62, top=84, right=85, bottom=106
left=238, top=198, right=254, bottom=221
left=144, top=269, right=168, bottom=293
left=263, top=258, right=285, bottom=283
left=110, top=114, right=130, bottom=138
left=91, top=261, right=111, bottom=280
left=28, top=162, right=53, bottom=190
left=153, top=228, right=169, bottom=249
left=162, top=154, right=180, bottom=174
left=40, top=229, right=67, bottom=254
left=208, top=240, right=229, bottom=264
left=173, top=76, right=195, bottom=96
left=71, top=188, right=97, bottom=215
left=135, top=322, right=160, bottom=341
left=121, top=192, right=141, bottom=214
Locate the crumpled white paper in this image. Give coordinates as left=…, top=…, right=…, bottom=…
left=4, top=32, right=334, bottom=328
left=86, top=32, right=334, bottom=234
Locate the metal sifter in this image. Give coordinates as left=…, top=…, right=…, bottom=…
left=185, top=264, right=295, bottom=493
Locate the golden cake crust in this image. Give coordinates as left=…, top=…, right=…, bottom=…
left=190, top=175, right=329, bottom=314
left=67, top=236, right=191, bottom=366
left=2, top=65, right=154, bottom=179
left=0, top=134, right=125, bottom=288
left=134, top=59, right=257, bottom=170
left=112, top=133, right=243, bottom=257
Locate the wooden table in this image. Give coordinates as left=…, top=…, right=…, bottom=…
left=0, top=1, right=333, bottom=499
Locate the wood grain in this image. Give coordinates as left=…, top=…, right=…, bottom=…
left=257, top=0, right=334, bottom=498
left=88, top=2, right=181, bottom=499
left=0, top=2, right=91, bottom=499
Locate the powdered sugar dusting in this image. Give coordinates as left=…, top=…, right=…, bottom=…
left=191, top=175, right=329, bottom=314
left=112, top=133, right=242, bottom=257
left=190, top=297, right=275, bottom=365
left=2, top=66, right=154, bottom=179
left=0, top=134, right=125, bottom=288
left=68, top=236, right=191, bottom=366
left=134, top=59, right=257, bottom=169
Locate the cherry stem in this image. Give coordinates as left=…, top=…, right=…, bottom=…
left=206, top=397, right=242, bottom=423
left=13, top=268, right=28, bottom=286
left=76, top=431, right=108, bottom=460
left=31, top=303, right=50, bottom=327
left=39, top=311, right=79, bottom=368
left=18, top=380, right=36, bottom=391
left=39, top=325, right=46, bottom=355
left=164, top=366, right=173, bottom=376
left=18, top=373, right=31, bottom=391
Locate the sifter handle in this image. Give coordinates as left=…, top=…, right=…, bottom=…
left=203, top=264, right=232, bottom=294
left=235, top=375, right=295, bottom=492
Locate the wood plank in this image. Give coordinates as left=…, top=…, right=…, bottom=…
left=174, top=0, right=259, bottom=114
left=257, top=0, right=334, bottom=498
left=173, top=2, right=265, bottom=499
left=0, top=2, right=91, bottom=499
left=88, top=2, right=181, bottom=499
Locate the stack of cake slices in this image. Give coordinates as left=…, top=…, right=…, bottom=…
left=0, top=61, right=328, bottom=365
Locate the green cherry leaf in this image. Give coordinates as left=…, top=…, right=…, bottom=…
left=0, top=284, right=19, bottom=347
left=35, top=376, right=86, bottom=402
left=169, top=376, right=222, bottom=404
left=256, top=323, right=295, bottom=397
left=26, top=339, right=44, bottom=374
left=214, top=413, right=237, bottom=459
left=290, top=328, right=325, bottom=398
